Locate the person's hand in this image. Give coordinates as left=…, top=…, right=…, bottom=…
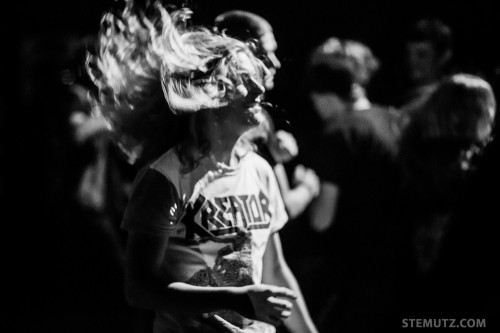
left=268, top=130, right=299, bottom=163
left=70, top=112, right=111, bottom=143
left=293, top=165, right=320, bottom=198
left=243, top=284, right=297, bottom=326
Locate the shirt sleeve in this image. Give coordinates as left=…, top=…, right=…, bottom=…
left=121, top=167, right=181, bottom=235
left=267, top=163, right=288, bottom=234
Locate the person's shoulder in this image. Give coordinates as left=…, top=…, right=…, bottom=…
left=324, top=114, right=373, bottom=138
left=240, top=150, right=275, bottom=176
left=366, top=103, right=395, bottom=114
left=242, top=150, right=270, bottom=165
left=150, top=148, right=182, bottom=181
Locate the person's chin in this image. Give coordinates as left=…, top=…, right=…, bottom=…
left=246, top=105, right=263, bottom=125
left=265, top=80, right=275, bottom=91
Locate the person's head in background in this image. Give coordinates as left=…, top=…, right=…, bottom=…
left=216, top=10, right=299, bottom=161
left=400, top=73, right=496, bottom=205
left=310, top=38, right=380, bottom=87
left=306, top=37, right=376, bottom=123
left=308, top=37, right=380, bottom=113
left=215, top=10, right=280, bottom=90
left=404, top=18, right=453, bottom=88
left=306, top=63, right=355, bottom=124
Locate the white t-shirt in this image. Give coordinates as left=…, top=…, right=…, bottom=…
left=123, top=148, right=288, bottom=333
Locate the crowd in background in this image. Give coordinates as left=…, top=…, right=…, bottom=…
left=7, top=1, right=500, bottom=332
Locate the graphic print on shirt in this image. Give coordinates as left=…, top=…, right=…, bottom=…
left=124, top=150, right=282, bottom=332
left=183, top=190, right=272, bottom=239
left=186, top=230, right=255, bottom=330
left=181, top=180, right=275, bottom=330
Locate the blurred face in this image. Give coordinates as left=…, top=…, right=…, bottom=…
left=460, top=105, right=496, bottom=171
left=405, top=41, right=439, bottom=85
left=478, top=105, right=496, bottom=141
left=353, top=61, right=370, bottom=87
left=224, top=51, right=266, bottom=129
left=258, top=31, right=281, bottom=90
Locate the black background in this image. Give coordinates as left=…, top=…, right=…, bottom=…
left=4, top=0, right=500, bottom=332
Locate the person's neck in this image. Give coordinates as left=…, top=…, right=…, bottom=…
left=204, top=115, right=244, bottom=167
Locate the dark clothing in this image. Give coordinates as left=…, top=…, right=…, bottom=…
left=408, top=138, right=500, bottom=321
left=303, top=113, right=410, bottom=332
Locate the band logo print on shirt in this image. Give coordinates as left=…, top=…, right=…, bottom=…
left=184, top=190, right=272, bottom=238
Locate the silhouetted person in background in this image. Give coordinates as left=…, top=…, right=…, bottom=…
left=430, top=122, right=500, bottom=319
left=396, top=18, right=454, bottom=119
left=305, top=37, right=400, bottom=233
left=398, top=73, right=496, bottom=314
left=301, top=37, right=404, bottom=333
left=65, top=34, right=155, bottom=332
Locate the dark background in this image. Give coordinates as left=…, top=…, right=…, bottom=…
left=4, top=0, right=500, bottom=332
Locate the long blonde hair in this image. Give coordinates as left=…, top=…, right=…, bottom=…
left=86, top=1, right=268, bottom=168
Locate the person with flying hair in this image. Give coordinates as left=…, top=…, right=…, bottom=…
left=86, top=2, right=318, bottom=333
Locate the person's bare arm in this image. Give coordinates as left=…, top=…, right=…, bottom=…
left=125, top=230, right=296, bottom=325
left=309, top=181, right=340, bottom=232
left=274, top=164, right=320, bottom=219
left=69, top=112, right=110, bottom=143
left=261, top=233, right=319, bottom=333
